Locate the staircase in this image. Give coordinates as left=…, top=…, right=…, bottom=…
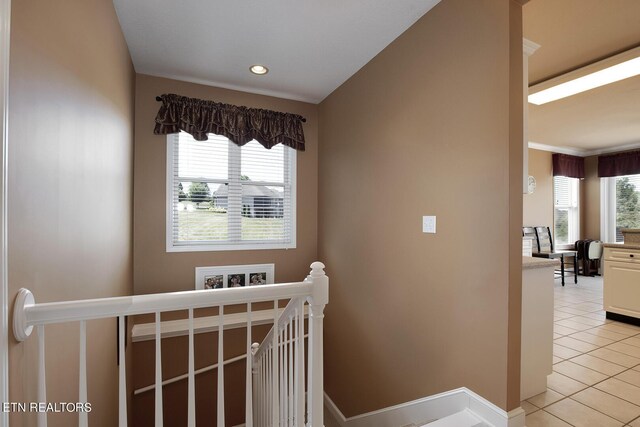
left=12, top=261, right=329, bottom=427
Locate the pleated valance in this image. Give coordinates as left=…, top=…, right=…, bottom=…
left=154, top=93, right=306, bottom=151
left=552, top=153, right=585, bottom=179
left=598, top=150, right=640, bottom=177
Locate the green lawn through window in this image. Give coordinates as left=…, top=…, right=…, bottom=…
left=177, top=210, right=285, bottom=242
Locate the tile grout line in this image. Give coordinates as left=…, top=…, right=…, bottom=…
left=527, top=277, right=640, bottom=426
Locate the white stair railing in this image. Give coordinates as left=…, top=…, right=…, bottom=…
left=12, top=261, right=328, bottom=427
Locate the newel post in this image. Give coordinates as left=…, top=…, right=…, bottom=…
left=306, top=261, right=328, bottom=426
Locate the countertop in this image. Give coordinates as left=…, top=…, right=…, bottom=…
left=603, top=243, right=640, bottom=250
left=523, top=256, right=560, bottom=270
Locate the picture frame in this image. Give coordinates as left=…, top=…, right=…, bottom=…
left=195, top=263, right=275, bottom=290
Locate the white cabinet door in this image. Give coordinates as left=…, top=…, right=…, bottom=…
left=604, top=260, right=640, bottom=318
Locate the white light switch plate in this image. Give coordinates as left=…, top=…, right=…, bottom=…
left=422, top=216, right=436, bottom=234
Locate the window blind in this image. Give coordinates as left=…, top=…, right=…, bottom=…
left=167, top=132, right=296, bottom=251
left=553, top=176, right=579, bottom=246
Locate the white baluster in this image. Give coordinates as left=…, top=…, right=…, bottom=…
left=217, top=305, right=225, bottom=426
left=280, top=329, right=284, bottom=426
left=79, top=321, right=88, bottom=427
left=272, top=301, right=279, bottom=427
left=283, top=326, right=288, bottom=427
left=245, top=304, right=253, bottom=427
left=307, top=262, right=328, bottom=427
left=251, top=343, right=259, bottom=427
left=288, top=319, right=294, bottom=426
left=118, top=316, right=127, bottom=427
left=188, top=308, right=195, bottom=427
left=295, top=299, right=305, bottom=427
left=155, top=312, right=163, bottom=427
left=37, top=325, right=47, bottom=427
left=265, top=349, right=269, bottom=424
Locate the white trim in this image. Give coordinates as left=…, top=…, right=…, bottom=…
left=324, top=388, right=524, bottom=427
left=139, top=70, right=321, bottom=104
left=582, top=141, right=640, bottom=157
left=0, top=0, right=9, bottom=423
left=601, top=178, right=612, bottom=243
left=528, top=142, right=587, bottom=156
left=528, top=141, right=640, bottom=158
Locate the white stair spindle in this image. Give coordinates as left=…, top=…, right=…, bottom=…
left=282, top=327, right=287, bottom=427
left=217, top=305, right=225, bottom=427
left=155, top=312, right=163, bottom=427
left=118, top=316, right=127, bottom=427
left=251, top=343, right=259, bottom=427
left=272, top=301, right=279, bottom=427
left=245, top=304, right=253, bottom=427
left=188, top=309, right=195, bottom=427
left=288, top=319, right=294, bottom=426
left=79, top=321, right=88, bottom=427
left=37, top=325, right=47, bottom=427
left=295, top=299, right=305, bottom=427
left=280, top=329, right=284, bottom=426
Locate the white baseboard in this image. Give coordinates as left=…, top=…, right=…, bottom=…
left=324, top=388, right=525, bottom=427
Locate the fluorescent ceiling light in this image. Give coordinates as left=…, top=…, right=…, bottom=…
left=528, top=55, right=640, bottom=105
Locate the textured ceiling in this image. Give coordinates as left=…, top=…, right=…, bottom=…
left=524, top=0, right=640, bottom=152
left=113, top=0, right=441, bottom=104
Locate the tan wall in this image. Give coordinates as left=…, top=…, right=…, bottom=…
left=318, top=0, right=523, bottom=415
left=133, top=74, right=318, bottom=295
left=523, top=149, right=553, bottom=227
left=582, top=155, right=600, bottom=240
left=8, top=0, right=135, bottom=425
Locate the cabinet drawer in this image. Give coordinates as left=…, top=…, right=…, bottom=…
left=604, top=247, right=640, bottom=264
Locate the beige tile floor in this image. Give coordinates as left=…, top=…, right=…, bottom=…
left=524, top=275, right=640, bottom=427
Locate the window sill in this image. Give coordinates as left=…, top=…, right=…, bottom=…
left=167, top=242, right=297, bottom=252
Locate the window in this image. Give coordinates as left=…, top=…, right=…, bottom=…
left=602, top=174, right=640, bottom=243
left=553, top=176, right=580, bottom=247
left=167, top=132, right=296, bottom=251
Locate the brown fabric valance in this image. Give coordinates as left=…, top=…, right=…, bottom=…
left=598, top=150, right=640, bottom=177
left=154, top=94, right=306, bottom=151
left=553, top=153, right=585, bottom=179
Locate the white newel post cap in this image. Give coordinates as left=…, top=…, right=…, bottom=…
left=309, top=262, right=328, bottom=306
left=14, top=288, right=35, bottom=342
left=309, top=261, right=326, bottom=278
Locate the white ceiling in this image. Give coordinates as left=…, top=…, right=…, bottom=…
left=113, top=0, right=441, bottom=104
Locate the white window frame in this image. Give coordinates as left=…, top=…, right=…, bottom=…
left=601, top=177, right=617, bottom=243
left=601, top=175, right=640, bottom=244
left=166, top=134, right=297, bottom=252
left=553, top=176, right=580, bottom=249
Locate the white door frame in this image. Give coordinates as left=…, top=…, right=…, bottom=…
left=0, top=0, right=10, bottom=424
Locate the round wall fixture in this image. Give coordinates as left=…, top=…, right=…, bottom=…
left=250, top=65, right=269, bottom=75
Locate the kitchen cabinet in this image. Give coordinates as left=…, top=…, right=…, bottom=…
left=604, top=245, right=640, bottom=322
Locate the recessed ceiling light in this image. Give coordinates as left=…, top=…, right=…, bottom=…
left=250, top=65, right=269, bottom=75
left=528, top=48, right=640, bottom=105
